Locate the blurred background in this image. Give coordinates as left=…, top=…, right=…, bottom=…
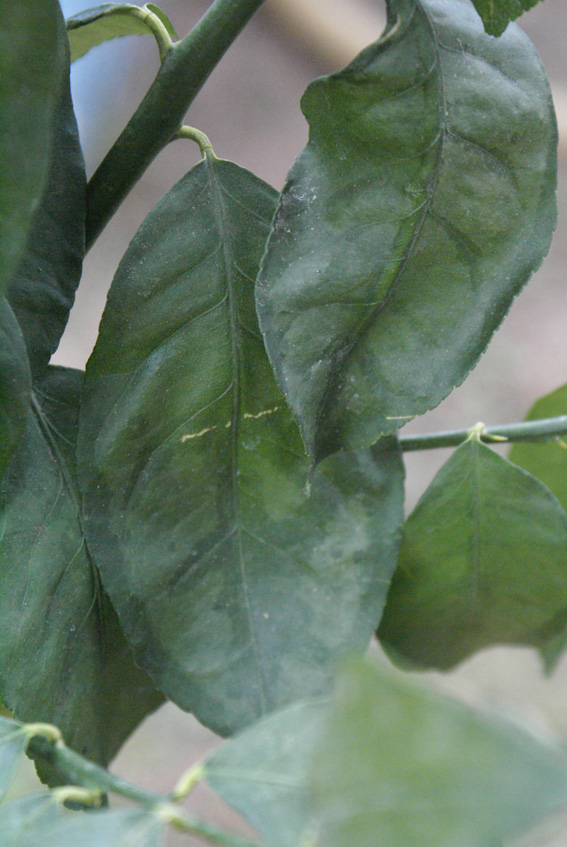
left=14, top=0, right=567, bottom=843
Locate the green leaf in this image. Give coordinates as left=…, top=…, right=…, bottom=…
left=377, top=437, right=567, bottom=670
left=311, top=657, right=567, bottom=847
left=77, top=157, right=404, bottom=735
left=256, top=0, right=557, bottom=463
left=509, top=385, right=567, bottom=514
left=471, top=0, right=544, bottom=36
left=0, top=366, right=163, bottom=784
left=0, top=0, right=66, bottom=298
left=66, top=3, right=177, bottom=62
left=509, top=385, right=567, bottom=669
left=35, top=807, right=163, bottom=847
left=0, top=717, right=29, bottom=801
left=205, top=699, right=329, bottom=847
left=7, top=33, right=86, bottom=381
left=0, top=794, right=60, bottom=843
left=0, top=300, right=31, bottom=482
left=0, top=797, right=161, bottom=847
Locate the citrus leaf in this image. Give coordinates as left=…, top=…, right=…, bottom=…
left=7, top=34, right=86, bottom=381
left=0, top=300, right=31, bottom=482
left=66, top=3, right=177, bottom=62
left=77, top=157, right=404, bottom=736
left=0, top=797, right=162, bottom=847
left=510, top=385, right=567, bottom=670
left=0, top=794, right=60, bottom=844
left=471, top=0, right=544, bottom=36
left=0, top=366, right=163, bottom=785
left=377, top=437, right=567, bottom=669
left=35, top=807, right=163, bottom=847
left=311, top=657, right=567, bottom=847
left=205, top=699, right=329, bottom=847
left=0, top=716, right=29, bottom=801
left=256, top=0, right=557, bottom=463
left=0, top=0, right=66, bottom=298
left=509, top=385, right=567, bottom=515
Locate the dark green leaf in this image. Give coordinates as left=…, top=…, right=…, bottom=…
left=377, top=436, right=567, bottom=669
left=205, top=699, right=329, bottom=847
left=0, top=300, right=31, bottom=482
left=471, top=0, right=544, bottom=36
left=77, top=157, right=404, bottom=735
left=7, top=35, right=86, bottom=381
left=0, top=797, right=162, bottom=847
left=0, top=0, right=66, bottom=298
left=256, top=0, right=557, bottom=463
left=0, top=366, right=163, bottom=785
left=0, top=794, right=59, bottom=844
left=311, top=657, right=567, bottom=847
left=66, top=4, right=176, bottom=62
left=0, top=717, right=29, bottom=801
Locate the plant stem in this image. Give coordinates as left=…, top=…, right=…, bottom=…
left=399, top=415, right=567, bottom=452
left=85, top=0, right=268, bottom=250
left=27, top=735, right=264, bottom=847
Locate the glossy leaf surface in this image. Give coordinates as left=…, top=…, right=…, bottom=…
left=0, top=367, right=163, bottom=782
left=311, top=657, right=567, bottom=847
left=0, top=301, right=31, bottom=482
left=77, top=157, right=404, bottom=735
left=471, top=0, right=544, bottom=36
left=0, top=717, right=29, bottom=801
left=67, top=3, right=177, bottom=62
left=378, top=437, right=567, bottom=669
left=256, top=0, right=557, bottom=462
left=0, top=0, right=65, bottom=298
left=205, top=699, right=329, bottom=847
left=7, top=39, right=86, bottom=381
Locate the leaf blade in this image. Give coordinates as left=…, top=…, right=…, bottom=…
left=0, top=366, right=163, bottom=783
left=204, top=699, right=330, bottom=847
left=77, top=157, right=405, bottom=735
left=256, top=0, right=557, bottom=462
left=66, top=3, right=176, bottom=62
left=0, top=300, right=31, bottom=482
left=377, top=438, right=567, bottom=669
left=7, top=31, right=86, bottom=381
left=471, top=0, right=545, bottom=36
left=0, top=0, right=66, bottom=298
left=311, top=657, right=567, bottom=847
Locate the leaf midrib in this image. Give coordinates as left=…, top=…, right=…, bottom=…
left=206, top=158, right=267, bottom=714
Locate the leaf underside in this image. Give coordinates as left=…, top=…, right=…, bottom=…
left=311, top=657, right=567, bottom=847
left=77, top=157, right=404, bottom=736
left=66, top=3, right=176, bottom=62
left=377, top=438, right=567, bottom=669
left=0, top=367, right=163, bottom=784
left=256, top=0, right=557, bottom=462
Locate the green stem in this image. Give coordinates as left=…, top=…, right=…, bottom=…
left=27, top=735, right=264, bottom=847
left=176, top=126, right=216, bottom=158
left=399, top=415, right=567, bottom=452
left=85, top=0, right=268, bottom=250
